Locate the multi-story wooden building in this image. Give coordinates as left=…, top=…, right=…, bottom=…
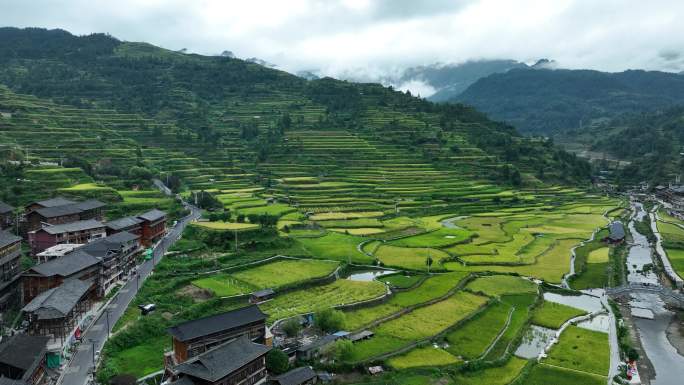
left=24, top=198, right=105, bottom=233
left=22, top=250, right=100, bottom=304
left=167, top=336, right=270, bottom=385
left=0, top=334, right=50, bottom=385
left=105, top=216, right=143, bottom=239
left=22, top=279, right=92, bottom=349
left=138, top=209, right=167, bottom=247
left=0, top=230, right=22, bottom=311
left=28, top=219, right=106, bottom=255
left=165, top=305, right=268, bottom=369
left=0, top=201, right=14, bottom=230
left=79, top=231, right=140, bottom=294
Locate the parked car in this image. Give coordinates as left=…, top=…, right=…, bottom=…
left=138, top=303, right=156, bottom=315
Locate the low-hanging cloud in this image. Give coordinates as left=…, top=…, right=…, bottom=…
left=2, top=0, right=684, bottom=78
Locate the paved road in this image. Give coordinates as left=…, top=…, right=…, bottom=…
left=60, top=200, right=200, bottom=385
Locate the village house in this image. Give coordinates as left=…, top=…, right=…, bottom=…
left=137, top=209, right=167, bottom=247
left=165, top=305, right=269, bottom=370
left=28, top=219, right=106, bottom=255
left=0, top=334, right=50, bottom=385
left=604, top=221, right=626, bottom=244
left=0, top=230, right=22, bottom=312
left=35, top=244, right=83, bottom=264
left=22, top=279, right=93, bottom=362
left=22, top=250, right=100, bottom=304
left=251, top=288, right=276, bottom=304
left=79, top=231, right=140, bottom=293
left=270, top=367, right=318, bottom=385
left=23, top=198, right=105, bottom=233
left=296, top=335, right=340, bottom=361
left=166, top=336, right=270, bottom=385
left=0, top=201, right=14, bottom=230
left=105, top=216, right=143, bottom=239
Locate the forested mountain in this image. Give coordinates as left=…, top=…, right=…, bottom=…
left=563, top=107, right=684, bottom=185
left=0, top=27, right=591, bottom=188
left=455, top=67, right=684, bottom=134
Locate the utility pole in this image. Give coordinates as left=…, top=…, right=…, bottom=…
left=234, top=230, right=238, bottom=252
left=105, top=309, right=111, bottom=337
left=89, top=338, right=96, bottom=364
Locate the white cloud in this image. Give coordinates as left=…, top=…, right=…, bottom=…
left=2, top=0, right=684, bottom=76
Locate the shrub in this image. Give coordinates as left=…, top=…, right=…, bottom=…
left=282, top=318, right=302, bottom=337
left=266, top=349, right=289, bottom=374
left=315, top=308, right=346, bottom=333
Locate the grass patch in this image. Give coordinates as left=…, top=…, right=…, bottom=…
left=296, top=232, right=373, bottom=264
left=259, top=279, right=386, bottom=322
left=531, top=301, right=586, bottom=329
left=445, top=301, right=511, bottom=359
left=466, top=275, right=538, bottom=297
left=544, top=325, right=610, bottom=376
left=387, top=346, right=461, bottom=369
left=374, top=244, right=450, bottom=271
left=191, top=221, right=259, bottom=231
left=524, top=363, right=606, bottom=385
left=451, top=356, right=529, bottom=385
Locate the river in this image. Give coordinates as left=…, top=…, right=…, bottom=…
left=626, top=202, right=684, bottom=384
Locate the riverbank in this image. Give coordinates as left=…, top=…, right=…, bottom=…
left=666, top=309, right=684, bottom=356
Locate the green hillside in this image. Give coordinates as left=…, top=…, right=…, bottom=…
left=0, top=27, right=623, bottom=385
left=455, top=67, right=684, bottom=135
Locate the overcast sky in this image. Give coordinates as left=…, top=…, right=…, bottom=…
left=3, top=0, right=684, bottom=78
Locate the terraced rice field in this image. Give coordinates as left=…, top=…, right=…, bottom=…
left=191, top=259, right=339, bottom=296
left=259, top=279, right=386, bottom=322
left=349, top=291, right=488, bottom=362
left=541, top=326, right=610, bottom=378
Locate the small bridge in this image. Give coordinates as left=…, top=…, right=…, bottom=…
left=607, top=283, right=684, bottom=308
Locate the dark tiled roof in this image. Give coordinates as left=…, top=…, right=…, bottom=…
left=609, top=221, right=625, bottom=240
left=75, top=199, right=106, bottom=211
left=175, top=336, right=269, bottom=382
left=80, top=231, right=139, bottom=259
left=106, top=216, right=143, bottom=231
left=0, top=201, right=13, bottom=214
left=22, top=279, right=91, bottom=319
left=33, top=199, right=104, bottom=219
left=297, top=334, right=339, bottom=352
left=34, top=203, right=83, bottom=218
left=138, top=209, right=166, bottom=222
left=39, top=219, right=104, bottom=235
left=29, top=250, right=100, bottom=277
left=168, top=305, right=266, bottom=342
left=273, top=366, right=317, bottom=385
left=32, top=197, right=76, bottom=208
left=0, top=230, right=21, bottom=249
left=0, top=334, right=48, bottom=373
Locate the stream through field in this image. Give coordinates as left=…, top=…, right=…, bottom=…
left=627, top=202, right=684, bottom=384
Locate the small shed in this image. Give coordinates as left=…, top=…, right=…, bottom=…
left=296, top=335, right=339, bottom=360
left=271, top=366, right=318, bottom=385
left=251, top=288, right=276, bottom=303
left=349, top=330, right=374, bottom=343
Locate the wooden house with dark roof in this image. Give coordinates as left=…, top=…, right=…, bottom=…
left=23, top=198, right=105, bottom=233
left=167, top=336, right=270, bottom=385
left=270, top=366, right=318, bottom=385
left=165, top=305, right=268, bottom=368
left=105, top=216, right=143, bottom=239
left=22, top=279, right=93, bottom=348
left=79, top=231, right=140, bottom=293
left=137, top=209, right=167, bottom=246
left=0, top=201, right=14, bottom=230
left=28, top=219, right=106, bottom=255
left=0, top=230, right=22, bottom=311
left=22, top=250, right=100, bottom=304
left=0, top=334, right=50, bottom=385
